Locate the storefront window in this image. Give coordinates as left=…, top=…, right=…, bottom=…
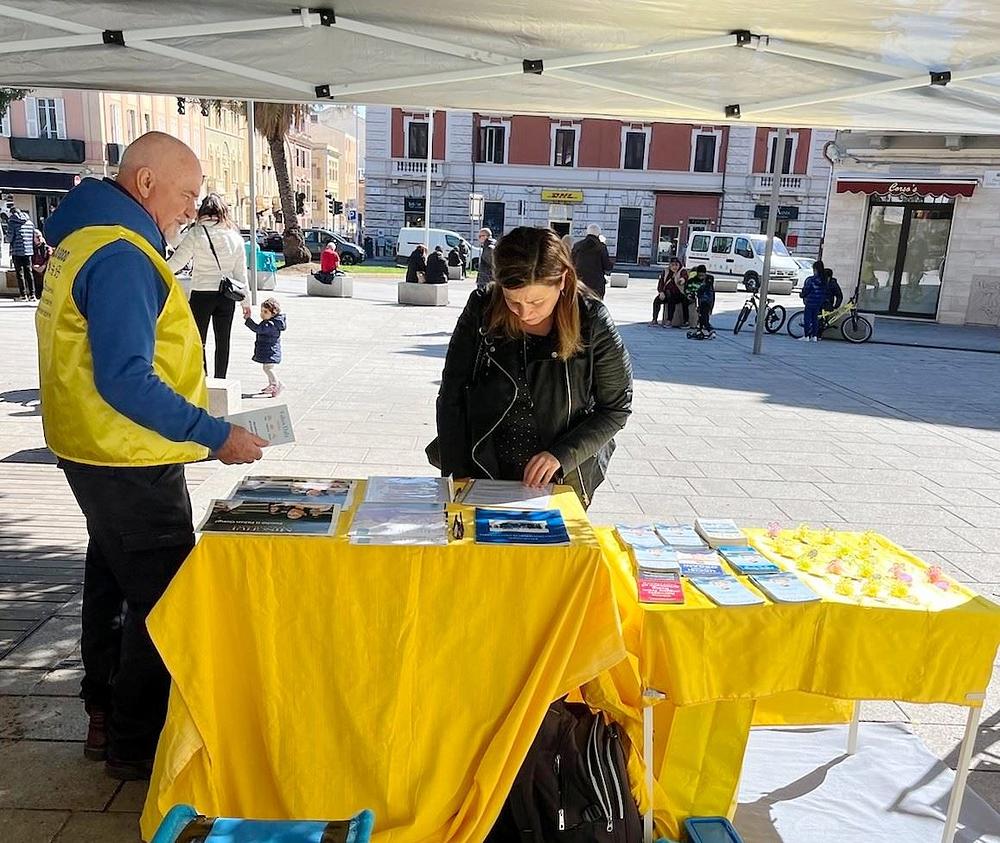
left=858, top=200, right=953, bottom=318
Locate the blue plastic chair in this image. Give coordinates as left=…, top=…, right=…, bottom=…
left=151, top=804, right=375, bottom=843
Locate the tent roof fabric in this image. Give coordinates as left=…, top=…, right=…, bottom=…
left=3, top=2, right=1000, bottom=132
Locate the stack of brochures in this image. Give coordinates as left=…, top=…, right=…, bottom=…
left=717, top=545, right=782, bottom=575
left=346, top=476, right=451, bottom=545
left=199, top=499, right=342, bottom=536
left=749, top=573, right=820, bottom=603
left=459, top=479, right=553, bottom=510
left=688, top=575, right=765, bottom=607
left=615, top=524, right=667, bottom=551
left=615, top=525, right=684, bottom=604
left=694, top=518, right=746, bottom=548
left=474, top=508, right=570, bottom=545
left=655, top=524, right=709, bottom=551
left=229, top=476, right=356, bottom=507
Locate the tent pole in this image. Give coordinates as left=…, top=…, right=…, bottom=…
left=424, top=107, right=433, bottom=249
left=247, top=98, right=258, bottom=306
left=752, top=127, right=787, bottom=356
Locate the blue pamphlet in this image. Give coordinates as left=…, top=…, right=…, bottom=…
left=718, top=545, right=782, bottom=575
left=689, top=576, right=765, bottom=607
left=615, top=524, right=665, bottom=549
left=680, top=562, right=728, bottom=578
left=475, top=508, right=570, bottom=545
left=750, top=573, right=820, bottom=603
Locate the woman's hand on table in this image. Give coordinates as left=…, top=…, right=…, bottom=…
left=523, top=452, right=561, bottom=487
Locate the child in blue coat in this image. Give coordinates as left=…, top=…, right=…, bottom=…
left=799, top=260, right=829, bottom=342
left=242, top=297, right=287, bottom=396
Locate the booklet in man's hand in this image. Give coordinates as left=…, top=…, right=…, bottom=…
left=225, top=404, right=294, bottom=446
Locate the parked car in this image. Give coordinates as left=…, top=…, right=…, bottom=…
left=684, top=230, right=798, bottom=295
left=791, top=257, right=815, bottom=289
left=241, top=228, right=284, bottom=254
left=395, top=227, right=482, bottom=269
left=302, top=228, right=365, bottom=265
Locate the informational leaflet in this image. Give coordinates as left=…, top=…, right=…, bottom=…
left=348, top=502, right=448, bottom=546
left=655, top=524, right=708, bottom=550
left=474, top=509, right=570, bottom=546
left=633, top=545, right=681, bottom=575
left=230, top=476, right=355, bottom=507
left=694, top=518, right=746, bottom=548
left=615, top=524, right=667, bottom=550
left=718, top=546, right=782, bottom=575
left=459, top=479, right=553, bottom=511
left=689, top=576, right=765, bottom=607
left=750, top=573, right=820, bottom=603
left=225, top=404, right=295, bottom=446
left=363, top=476, right=453, bottom=505
left=199, top=500, right=341, bottom=536
left=638, top=575, right=684, bottom=604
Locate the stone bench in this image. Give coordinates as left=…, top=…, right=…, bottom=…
left=448, top=264, right=463, bottom=281
left=307, top=272, right=353, bottom=298
left=609, top=272, right=629, bottom=288
left=398, top=281, right=449, bottom=306
left=206, top=377, right=241, bottom=417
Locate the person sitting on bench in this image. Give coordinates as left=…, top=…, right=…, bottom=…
left=314, top=242, right=342, bottom=284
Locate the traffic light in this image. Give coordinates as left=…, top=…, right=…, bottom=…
left=327, top=193, right=335, bottom=215
left=333, top=200, right=344, bottom=216
left=295, top=191, right=305, bottom=215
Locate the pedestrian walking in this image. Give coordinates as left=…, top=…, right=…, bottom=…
left=31, top=228, right=53, bottom=299
left=242, top=297, right=287, bottom=396
left=571, top=223, right=613, bottom=299
left=7, top=206, right=36, bottom=301
left=477, top=227, right=497, bottom=289
left=167, top=193, right=248, bottom=378
left=432, top=226, right=632, bottom=509
left=37, top=132, right=265, bottom=781
left=458, top=238, right=470, bottom=278
left=800, top=260, right=829, bottom=342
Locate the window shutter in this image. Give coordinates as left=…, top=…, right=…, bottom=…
left=24, top=97, right=38, bottom=138
left=55, top=99, right=66, bottom=139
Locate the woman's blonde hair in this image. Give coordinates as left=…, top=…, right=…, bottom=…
left=487, top=226, right=584, bottom=360
left=197, top=193, right=234, bottom=229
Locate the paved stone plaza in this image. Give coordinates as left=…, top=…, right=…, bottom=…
left=1, top=270, right=999, bottom=840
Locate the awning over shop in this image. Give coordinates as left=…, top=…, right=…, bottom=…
left=0, top=169, right=79, bottom=194
left=836, top=180, right=977, bottom=198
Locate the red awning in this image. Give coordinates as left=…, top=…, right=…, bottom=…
left=836, top=180, right=976, bottom=198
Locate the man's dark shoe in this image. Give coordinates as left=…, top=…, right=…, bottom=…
left=84, top=708, right=108, bottom=761
left=104, top=756, right=153, bottom=781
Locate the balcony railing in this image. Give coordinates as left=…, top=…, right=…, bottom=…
left=392, top=158, right=442, bottom=178
left=751, top=174, right=811, bottom=194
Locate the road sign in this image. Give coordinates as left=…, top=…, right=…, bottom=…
left=469, top=193, right=484, bottom=219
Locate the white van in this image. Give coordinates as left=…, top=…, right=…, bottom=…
left=685, top=231, right=798, bottom=295
left=396, top=227, right=482, bottom=268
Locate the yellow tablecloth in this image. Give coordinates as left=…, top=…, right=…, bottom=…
left=140, top=487, right=626, bottom=842
left=585, top=527, right=1000, bottom=839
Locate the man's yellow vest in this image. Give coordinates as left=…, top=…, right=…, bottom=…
left=36, top=225, right=210, bottom=467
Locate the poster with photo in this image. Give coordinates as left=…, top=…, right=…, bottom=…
left=230, top=476, right=355, bottom=507
left=199, top=500, right=342, bottom=536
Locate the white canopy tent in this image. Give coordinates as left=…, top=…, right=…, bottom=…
left=1, top=2, right=997, bottom=839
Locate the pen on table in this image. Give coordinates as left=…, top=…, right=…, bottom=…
left=452, top=512, right=464, bottom=540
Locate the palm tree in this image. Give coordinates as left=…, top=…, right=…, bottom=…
left=253, top=103, right=311, bottom=266
left=212, top=100, right=311, bottom=266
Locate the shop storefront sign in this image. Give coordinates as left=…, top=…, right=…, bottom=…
left=836, top=180, right=976, bottom=201
left=753, top=204, right=799, bottom=221
left=404, top=196, right=426, bottom=211
left=540, top=188, right=584, bottom=203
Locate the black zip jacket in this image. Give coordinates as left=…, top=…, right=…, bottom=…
left=432, top=289, right=632, bottom=507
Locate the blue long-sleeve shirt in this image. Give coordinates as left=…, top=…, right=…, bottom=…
left=43, top=178, right=229, bottom=452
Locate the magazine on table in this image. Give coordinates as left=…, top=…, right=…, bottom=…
left=655, top=524, right=708, bottom=550
left=225, top=404, right=295, bottom=446
left=363, top=476, right=454, bottom=505
left=718, top=545, right=782, bottom=575
left=199, top=499, right=341, bottom=536
left=638, top=573, right=684, bottom=605
left=615, top=524, right=667, bottom=550
left=474, top=508, right=570, bottom=546
left=694, top=518, right=746, bottom=548
left=229, top=476, right=356, bottom=507
left=689, top=575, right=765, bottom=607
left=348, top=502, right=448, bottom=546
left=458, top=479, right=554, bottom=511
left=750, top=573, right=820, bottom=604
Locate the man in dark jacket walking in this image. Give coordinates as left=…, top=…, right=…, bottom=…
left=477, top=227, right=496, bottom=289
left=571, top=224, right=613, bottom=299
left=7, top=206, right=36, bottom=301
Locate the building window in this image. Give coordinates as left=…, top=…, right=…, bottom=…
left=32, top=97, right=65, bottom=140
left=767, top=133, right=797, bottom=174
left=126, top=109, right=137, bottom=143
left=479, top=124, right=507, bottom=164
left=553, top=127, right=577, bottom=167
left=108, top=104, right=122, bottom=144
left=0, top=108, right=9, bottom=137
left=143, top=113, right=151, bottom=134
left=623, top=131, right=647, bottom=170
left=692, top=133, right=718, bottom=172
left=483, top=201, right=505, bottom=236
left=407, top=121, right=429, bottom=160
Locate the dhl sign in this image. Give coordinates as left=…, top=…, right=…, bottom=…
left=540, top=189, right=584, bottom=203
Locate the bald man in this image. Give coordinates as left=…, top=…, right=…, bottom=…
left=37, top=132, right=265, bottom=781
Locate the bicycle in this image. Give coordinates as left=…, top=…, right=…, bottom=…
left=733, top=291, right=786, bottom=336
left=786, top=286, right=873, bottom=343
